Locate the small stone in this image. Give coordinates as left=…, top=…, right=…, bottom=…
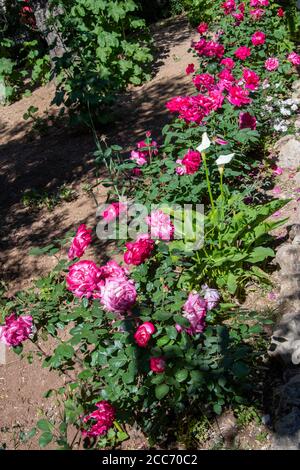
left=275, top=135, right=300, bottom=169
left=262, top=414, right=271, bottom=425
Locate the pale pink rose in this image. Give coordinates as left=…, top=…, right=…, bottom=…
left=265, top=58, right=279, bottom=71
left=146, top=210, right=175, bottom=241
left=82, top=401, right=115, bottom=437
left=66, top=260, right=102, bottom=299
left=288, top=52, right=300, bottom=66
left=130, top=150, right=148, bottom=166
left=101, top=202, right=127, bottom=223
left=150, top=357, right=166, bottom=373
left=134, top=322, right=156, bottom=347
left=0, top=313, right=33, bottom=347
left=124, top=234, right=155, bottom=266
left=176, top=292, right=207, bottom=335
left=99, top=278, right=137, bottom=313
left=68, top=224, right=92, bottom=260
left=202, top=285, right=220, bottom=310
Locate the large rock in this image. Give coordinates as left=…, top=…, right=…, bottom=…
left=274, top=135, right=300, bottom=169
left=292, top=80, right=300, bottom=102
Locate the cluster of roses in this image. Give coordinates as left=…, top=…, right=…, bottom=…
left=167, top=0, right=300, bottom=134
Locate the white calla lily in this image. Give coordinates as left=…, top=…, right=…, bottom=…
left=215, top=153, right=235, bottom=166
left=197, top=132, right=211, bottom=153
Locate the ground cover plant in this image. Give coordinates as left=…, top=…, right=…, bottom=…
left=0, top=0, right=299, bottom=449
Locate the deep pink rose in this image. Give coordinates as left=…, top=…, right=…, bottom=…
left=250, top=8, right=265, bottom=19
left=234, top=46, right=251, bottom=61
left=227, top=86, right=251, bottom=107
left=150, top=357, right=166, bottom=373
left=176, top=293, right=207, bottom=335
left=124, top=234, right=155, bottom=266
left=243, top=68, right=260, bottom=90
left=239, top=112, right=257, bottom=130
left=250, top=0, right=268, bottom=6
left=134, top=322, right=156, bottom=347
left=251, top=31, right=266, bottom=46
left=82, top=401, right=115, bottom=438
left=221, top=58, right=235, bottom=70
left=193, top=73, right=215, bottom=91
left=100, top=278, right=137, bottom=313
left=186, top=63, right=195, bottom=75
left=146, top=210, right=175, bottom=241
left=66, top=260, right=102, bottom=299
left=100, top=260, right=128, bottom=280
left=0, top=313, right=33, bottom=347
left=197, top=22, right=208, bottom=34
left=176, top=149, right=201, bottom=176
left=265, top=57, right=279, bottom=71
left=221, top=0, right=236, bottom=15
left=101, top=202, right=127, bottom=223
left=277, top=8, right=284, bottom=17
left=288, top=52, right=300, bottom=66
left=68, top=224, right=92, bottom=260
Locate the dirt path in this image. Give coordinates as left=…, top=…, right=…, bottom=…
left=0, top=16, right=197, bottom=450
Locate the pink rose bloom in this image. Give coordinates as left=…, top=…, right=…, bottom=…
left=221, top=57, right=235, bottom=70
left=218, top=68, right=235, bottom=91
left=193, top=73, right=215, bottom=91
left=177, top=292, right=207, bottom=335
left=232, top=12, right=244, bottom=24
left=215, top=137, right=229, bottom=145
left=130, top=150, right=148, bottom=166
left=0, top=313, right=33, bottom=347
left=272, top=166, right=283, bottom=176
left=176, top=149, right=201, bottom=176
left=250, top=0, right=268, bottom=6
left=273, top=186, right=282, bottom=195
left=239, top=112, right=257, bottom=130
left=66, top=260, right=102, bottom=299
left=101, top=202, right=127, bottom=223
left=150, top=357, right=166, bottom=373
left=251, top=31, right=266, bottom=46
left=100, top=278, right=137, bottom=313
left=221, top=0, right=236, bottom=15
left=82, top=401, right=115, bottom=438
left=134, top=322, right=156, bottom=347
left=265, top=57, right=279, bottom=71
left=197, top=22, right=208, bottom=34
left=124, top=234, right=155, bottom=266
left=146, top=210, right=174, bottom=241
left=193, top=39, right=224, bottom=59
left=243, top=68, right=260, bottom=90
left=234, top=46, right=251, bottom=61
left=68, top=224, right=92, bottom=260
left=277, top=8, right=284, bottom=17
left=227, top=86, right=251, bottom=106
left=202, top=285, right=220, bottom=311
left=186, top=63, right=195, bottom=75
left=250, top=8, right=265, bottom=19
left=100, top=260, right=128, bottom=280
left=288, top=52, right=300, bottom=66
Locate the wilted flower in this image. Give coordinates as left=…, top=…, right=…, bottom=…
left=202, top=285, right=220, bottom=310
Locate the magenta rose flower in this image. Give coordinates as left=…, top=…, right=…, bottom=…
left=234, top=46, right=251, bottom=61
left=134, top=322, right=156, bottom=347
left=66, top=260, right=102, bottom=299
left=221, top=0, right=236, bottom=15
left=239, top=112, right=257, bottom=130
left=68, top=224, right=92, bottom=260
left=251, top=31, right=266, bottom=46
left=288, top=52, right=300, bottom=66
left=0, top=313, right=33, bottom=347
left=124, top=234, right=155, bottom=266
left=250, top=8, right=265, bottom=20
left=100, top=278, right=137, bottom=314
left=82, top=401, right=115, bottom=438
left=150, top=357, right=166, bottom=374
left=277, top=8, right=284, bottom=17
left=197, top=22, right=208, bottom=34
left=100, top=260, right=128, bottom=280
left=176, top=149, right=201, bottom=176
left=265, top=58, right=279, bottom=71
left=243, top=68, right=260, bottom=91
left=202, top=285, right=220, bottom=311
left=176, top=292, right=207, bottom=336
left=193, top=73, right=215, bottom=91
left=146, top=209, right=175, bottom=241
left=227, top=86, right=251, bottom=107
left=101, top=202, right=127, bottom=223
left=185, top=63, right=195, bottom=75
left=221, top=58, right=235, bottom=70
left=250, top=0, right=268, bottom=6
